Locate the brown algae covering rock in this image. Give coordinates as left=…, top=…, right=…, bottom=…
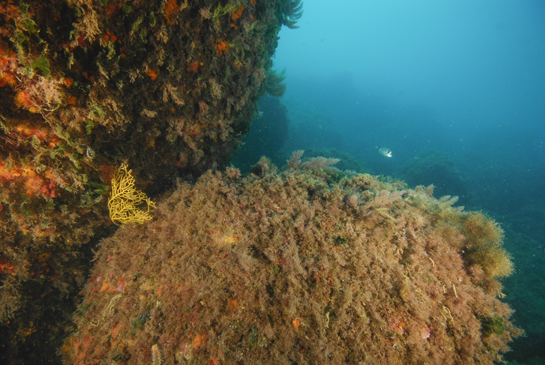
left=65, top=156, right=521, bottom=364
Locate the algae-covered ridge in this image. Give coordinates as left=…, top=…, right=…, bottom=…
left=65, top=156, right=521, bottom=364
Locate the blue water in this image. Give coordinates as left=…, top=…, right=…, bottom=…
left=266, top=1, right=545, bottom=363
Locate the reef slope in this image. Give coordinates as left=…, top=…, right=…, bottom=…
left=66, top=157, right=520, bottom=364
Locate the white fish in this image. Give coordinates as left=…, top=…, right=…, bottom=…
left=377, top=146, right=392, bottom=158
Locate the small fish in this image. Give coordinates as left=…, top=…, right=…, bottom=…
left=377, top=146, right=392, bottom=158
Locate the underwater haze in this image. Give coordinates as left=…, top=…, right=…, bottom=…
left=270, top=0, right=545, bottom=363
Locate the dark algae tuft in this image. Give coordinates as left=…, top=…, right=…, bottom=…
left=480, top=314, right=506, bottom=337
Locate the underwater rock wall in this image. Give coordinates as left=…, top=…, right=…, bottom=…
left=65, top=156, right=520, bottom=364
left=0, top=0, right=291, bottom=361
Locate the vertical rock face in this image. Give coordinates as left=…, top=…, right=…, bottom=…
left=66, top=158, right=520, bottom=365
left=0, top=0, right=290, bottom=362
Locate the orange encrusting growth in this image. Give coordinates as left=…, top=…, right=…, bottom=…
left=145, top=68, right=158, bottom=80
left=105, top=3, right=121, bottom=16
left=164, top=0, right=180, bottom=15
left=103, top=31, right=118, bottom=43
left=193, top=334, right=206, bottom=349
left=62, top=78, right=74, bottom=87
left=15, top=91, right=40, bottom=113
left=214, top=39, right=229, bottom=55
left=0, top=46, right=18, bottom=87
left=0, top=162, right=59, bottom=198
left=0, top=260, right=14, bottom=274
left=232, top=5, right=244, bottom=21
left=164, top=0, right=180, bottom=24
left=187, top=61, right=199, bottom=73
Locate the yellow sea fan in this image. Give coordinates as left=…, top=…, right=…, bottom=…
left=108, top=163, right=155, bottom=225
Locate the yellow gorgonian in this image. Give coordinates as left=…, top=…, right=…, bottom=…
left=108, top=163, right=156, bottom=225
